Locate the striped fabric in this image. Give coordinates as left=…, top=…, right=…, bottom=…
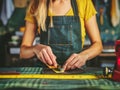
left=0, top=67, right=120, bottom=90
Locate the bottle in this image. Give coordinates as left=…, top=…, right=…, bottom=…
left=115, top=40, right=120, bottom=71
left=112, top=40, right=120, bottom=81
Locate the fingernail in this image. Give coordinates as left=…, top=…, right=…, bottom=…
left=54, top=64, right=57, bottom=68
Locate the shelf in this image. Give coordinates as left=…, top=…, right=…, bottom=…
left=99, top=53, right=116, bottom=57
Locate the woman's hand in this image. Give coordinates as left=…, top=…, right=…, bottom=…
left=33, top=44, right=57, bottom=67
left=63, top=53, right=88, bottom=71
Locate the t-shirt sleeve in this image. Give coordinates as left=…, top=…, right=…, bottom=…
left=84, top=0, right=97, bottom=21
left=24, top=11, right=36, bottom=23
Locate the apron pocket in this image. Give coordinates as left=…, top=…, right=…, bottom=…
left=48, top=25, right=73, bottom=45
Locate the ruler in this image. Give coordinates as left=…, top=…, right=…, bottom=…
left=0, top=74, right=112, bottom=79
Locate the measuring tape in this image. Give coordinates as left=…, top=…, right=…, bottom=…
left=0, top=74, right=112, bottom=79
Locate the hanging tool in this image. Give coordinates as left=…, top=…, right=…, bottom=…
left=99, top=7, right=104, bottom=25
left=111, top=0, right=120, bottom=27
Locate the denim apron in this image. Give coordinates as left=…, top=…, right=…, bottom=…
left=37, top=0, right=82, bottom=67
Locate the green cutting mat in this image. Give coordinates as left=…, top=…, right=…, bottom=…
left=0, top=67, right=120, bottom=90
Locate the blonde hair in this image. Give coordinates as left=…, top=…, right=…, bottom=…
left=27, top=0, right=48, bottom=32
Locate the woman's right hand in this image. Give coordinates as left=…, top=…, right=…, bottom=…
left=33, top=44, right=57, bottom=67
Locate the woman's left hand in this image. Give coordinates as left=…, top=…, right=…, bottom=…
left=63, top=53, right=88, bottom=71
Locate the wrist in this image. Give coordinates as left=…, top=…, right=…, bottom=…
left=79, top=52, right=89, bottom=61
left=32, top=44, right=42, bottom=55
left=32, top=45, right=38, bottom=56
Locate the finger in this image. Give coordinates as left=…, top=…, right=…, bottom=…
left=63, top=54, right=77, bottom=70
left=65, top=59, right=77, bottom=70
left=77, top=61, right=86, bottom=68
left=69, top=56, right=80, bottom=69
left=46, top=47, right=57, bottom=67
left=63, top=56, right=74, bottom=70
left=42, top=49, right=53, bottom=65
left=38, top=52, right=47, bottom=64
left=51, top=56, right=57, bottom=67
left=67, top=57, right=78, bottom=66
left=71, top=60, right=80, bottom=69
left=66, top=55, right=83, bottom=70
left=70, top=60, right=79, bottom=70
left=74, top=59, right=86, bottom=69
left=33, top=49, right=45, bottom=63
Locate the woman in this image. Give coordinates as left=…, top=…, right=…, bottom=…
left=20, top=0, right=103, bottom=71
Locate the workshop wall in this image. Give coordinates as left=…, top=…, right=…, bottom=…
left=93, top=0, right=120, bottom=46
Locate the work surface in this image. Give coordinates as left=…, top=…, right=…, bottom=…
left=0, top=67, right=120, bottom=90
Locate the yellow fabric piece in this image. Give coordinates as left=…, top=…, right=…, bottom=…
left=25, top=0, right=97, bottom=46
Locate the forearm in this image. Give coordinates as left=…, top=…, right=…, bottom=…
left=20, top=21, right=37, bottom=59
left=83, top=15, right=103, bottom=61
left=80, top=41, right=103, bottom=61
left=63, top=41, right=103, bottom=70
left=20, top=45, right=35, bottom=59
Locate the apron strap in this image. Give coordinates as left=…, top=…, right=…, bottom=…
left=71, top=0, right=79, bottom=16
left=47, top=0, right=50, bottom=15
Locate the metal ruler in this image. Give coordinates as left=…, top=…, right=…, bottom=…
left=0, top=74, right=112, bottom=79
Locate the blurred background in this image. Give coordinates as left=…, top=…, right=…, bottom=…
left=0, top=0, right=120, bottom=68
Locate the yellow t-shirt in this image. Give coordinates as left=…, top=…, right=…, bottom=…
left=25, top=0, right=97, bottom=46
